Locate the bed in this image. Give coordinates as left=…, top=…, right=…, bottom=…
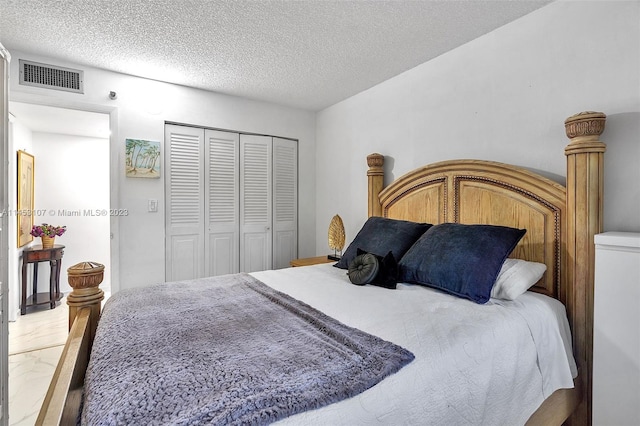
left=37, top=111, right=607, bottom=425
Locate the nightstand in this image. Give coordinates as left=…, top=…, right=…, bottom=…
left=289, top=256, right=337, bottom=267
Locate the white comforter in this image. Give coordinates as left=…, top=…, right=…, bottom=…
left=251, top=263, right=577, bottom=426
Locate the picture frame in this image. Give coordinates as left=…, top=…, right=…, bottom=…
left=125, top=139, right=161, bottom=178
left=17, top=150, right=34, bottom=247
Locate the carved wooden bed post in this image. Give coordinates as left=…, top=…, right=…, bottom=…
left=367, top=153, right=384, bottom=217
left=564, top=111, right=606, bottom=425
left=67, top=261, right=105, bottom=345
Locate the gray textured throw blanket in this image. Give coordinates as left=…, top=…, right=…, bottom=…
left=81, top=273, right=414, bottom=425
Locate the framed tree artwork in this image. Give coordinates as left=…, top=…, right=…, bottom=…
left=17, top=150, right=34, bottom=247
left=125, top=139, right=161, bottom=178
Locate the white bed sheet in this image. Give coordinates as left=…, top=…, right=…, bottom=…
left=251, top=263, right=577, bottom=426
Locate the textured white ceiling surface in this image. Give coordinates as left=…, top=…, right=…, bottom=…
left=0, top=0, right=551, bottom=111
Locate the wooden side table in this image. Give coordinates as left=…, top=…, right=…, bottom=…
left=21, top=245, right=65, bottom=315
left=289, top=256, right=337, bottom=267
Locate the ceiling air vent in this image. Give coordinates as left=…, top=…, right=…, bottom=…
left=19, top=59, right=84, bottom=94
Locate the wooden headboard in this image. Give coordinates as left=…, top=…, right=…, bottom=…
left=366, top=111, right=606, bottom=425
left=369, top=157, right=565, bottom=299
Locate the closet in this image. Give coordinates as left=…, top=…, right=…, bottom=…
left=164, top=124, right=297, bottom=281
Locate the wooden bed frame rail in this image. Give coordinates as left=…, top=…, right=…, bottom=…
left=36, top=308, right=91, bottom=425
left=38, top=112, right=606, bottom=425
left=37, top=262, right=104, bottom=426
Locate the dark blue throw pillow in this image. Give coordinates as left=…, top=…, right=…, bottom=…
left=355, top=248, right=399, bottom=289
left=398, top=223, right=526, bottom=304
left=334, top=216, right=432, bottom=270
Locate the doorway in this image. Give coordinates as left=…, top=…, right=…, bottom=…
left=7, top=102, right=111, bottom=321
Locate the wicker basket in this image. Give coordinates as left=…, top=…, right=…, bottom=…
left=41, top=236, right=55, bottom=249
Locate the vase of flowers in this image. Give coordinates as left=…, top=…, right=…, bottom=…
left=30, top=224, right=67, bottom=249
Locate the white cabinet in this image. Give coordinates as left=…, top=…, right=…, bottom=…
left=165, top=124, right=297, bottom=281
left=593, top=232, right=640, bottom=426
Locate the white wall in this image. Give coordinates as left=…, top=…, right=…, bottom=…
left=315, top=0, right=640, bottom=252
left=7, top=118, right=32, bottom=320
left=8, top=52, right=317, bottom=292
left=32, top=132, right=111, bottom=294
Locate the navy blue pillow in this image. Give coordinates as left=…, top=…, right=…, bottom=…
left=398, top=223, right=526, bottom=304
left=334, top=217, right=432, bottom=270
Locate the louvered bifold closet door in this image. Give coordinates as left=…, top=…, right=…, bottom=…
left=240, top=134, right=272, bottom=273
left=165, top=124, right=205, bottom=281
left=272, top=138, right=298, bottom=269
left=205, top=129, right=240, bottom=276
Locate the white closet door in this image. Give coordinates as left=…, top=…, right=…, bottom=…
left=165, top=124, right=204, bottom=281
left=240, top=134, right=272, bottom=272
left=205, top=129, right=239, bottom=276
left=272, top=138, right=297, bottom=269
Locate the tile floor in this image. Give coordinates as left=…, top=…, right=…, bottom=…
left=8, top=299, right=69, bottom=425
left=8, top=291, right=109, bottom=426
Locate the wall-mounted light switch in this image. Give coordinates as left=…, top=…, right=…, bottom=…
left=148, top=199, right=158, bottom=212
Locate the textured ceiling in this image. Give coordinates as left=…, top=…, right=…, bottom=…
left=0, top=0, right=552, bottom=111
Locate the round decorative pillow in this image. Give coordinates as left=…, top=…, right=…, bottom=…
left=347, top=253, right=380, bottom=285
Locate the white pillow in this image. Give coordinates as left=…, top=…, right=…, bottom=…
left=490, top=258, right=547, bottom=300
